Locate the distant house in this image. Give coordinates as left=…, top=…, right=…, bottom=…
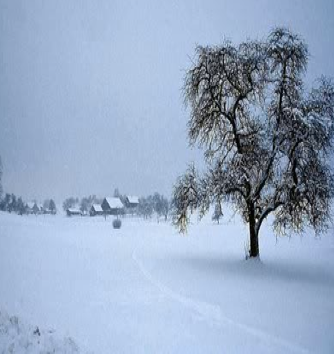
left=37, top=204, right=44, bottom=214
left=66, top=208, right=82, bottom=217
left=90, top=204, right=103, bottom=216
left=27, top=202, right=40, bottom=215
left=26, top=202, right=34, bottom=213
left=124, top=196, right=139, bottom=208
left=101, top=197, right=124, bottom=215
left=43, top=208, right=56, bottom=215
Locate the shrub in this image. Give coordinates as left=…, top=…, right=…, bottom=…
left=113, top=219, right=122, bottom=229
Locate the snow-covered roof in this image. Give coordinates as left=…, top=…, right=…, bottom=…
left=92, top=204, right=103, bottom=212
left=104, top=197, right=123, bottom=209
left=127, top=196, right=139, bottom=204
left=67, top=208, right=82, bottom=213
left=27, top=202, right=37, bottom=209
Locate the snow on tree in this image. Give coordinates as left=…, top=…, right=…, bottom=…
left=160, top=197, right=170, bottom=221
left=17, top=197, right=26, bottom=215
left=138, top=196, right=154, bottom=219
left=152, top=193, right=170, bottom=221
left=1, top=193, right=11, bottom=212
left=8, top=194, right=17, bottom=213
left=79, top=197, right=90, bottom=214
left=79, top=195, right=100, bottom=214
left=49, top=199, right=57, bottom=214
left=63, top=197, right=79, bottom=211
left=212, top=202, right=223, bottom=224
left=43, top=199, right=51, bottom=210
left=173, top=164, right=200, bottom=231
left=42, top=199, right=57, bottom=214
left=173, top=28, right=334, bottom=258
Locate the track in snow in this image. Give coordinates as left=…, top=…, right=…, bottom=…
left=132, top=250, right=310, bottom=354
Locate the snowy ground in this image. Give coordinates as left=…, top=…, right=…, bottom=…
left=0, top=310, right=84, bottom=354
left=0, top=211, right=333, bottom=353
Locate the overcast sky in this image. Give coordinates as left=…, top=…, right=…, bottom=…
left=1, top=0, right=333, bottom=202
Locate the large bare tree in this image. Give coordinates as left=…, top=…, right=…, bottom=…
left=172, top=28, right=334, bottom=258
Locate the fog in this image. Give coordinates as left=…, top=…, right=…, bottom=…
left=1, top=0, right=333, bottom=202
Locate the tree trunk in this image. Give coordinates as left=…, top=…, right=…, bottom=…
left=248, top=204, right=259, bottom=258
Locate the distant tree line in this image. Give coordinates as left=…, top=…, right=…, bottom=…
left=62, top=195, right=102, bottom=214
left=138, top=193, right=170, bottom=221
left=0, top=193, right=26, bottom=215
left=0, top=193, right=57, bottom=215
left=42, top=199, right=57, bottom=214
left=0, top=157, right=170, bottom=220
left=0, top=158, right=57, bottom=216
left=62, top=190, right=171, bottom=221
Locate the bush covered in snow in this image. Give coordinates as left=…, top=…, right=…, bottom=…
left=113, top=218, right=122, bottom=229
left=0, top=311, right=85, bottom=353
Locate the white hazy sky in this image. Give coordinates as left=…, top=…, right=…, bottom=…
left=1, top=0, right=333, bottom=202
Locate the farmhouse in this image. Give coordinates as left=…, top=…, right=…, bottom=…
left=26, top=202, right=40, bottom=215
left=101, top=197, right=124, bottom=215
left=90, top=204, right=103, bottom=216
left=66, top=208, right=82, bottom=217
left=124, top=196, right=139, bottom=208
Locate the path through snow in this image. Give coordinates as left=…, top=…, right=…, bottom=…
left=132, top=250, right=311, bottom=354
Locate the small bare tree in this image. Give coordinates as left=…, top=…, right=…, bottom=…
left=173, top=28, right=334, bottom=258
left=212, top=202, right=223, bottom=224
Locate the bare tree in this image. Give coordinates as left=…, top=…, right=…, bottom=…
left=49, top=199, right=57, bottom=214
left=17, top=197, right=26, bottom=215
left=173, top=28, right=334, bottom=258
left=152, top=193, right=170, bottom=221
left=63, top=197, right=79, bottom=211
left=43, top=199, right=51, bottom=210
left=138, top=197, right=154, bottom=219
left=212, top=202, right=223, bottom=224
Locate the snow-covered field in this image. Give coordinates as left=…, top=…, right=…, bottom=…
left=0, top=211, right=333, bottom=353
left=0, top=311, right=83, bottom=354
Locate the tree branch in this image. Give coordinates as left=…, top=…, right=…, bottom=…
left=256, top=201, right=283, bottom=234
